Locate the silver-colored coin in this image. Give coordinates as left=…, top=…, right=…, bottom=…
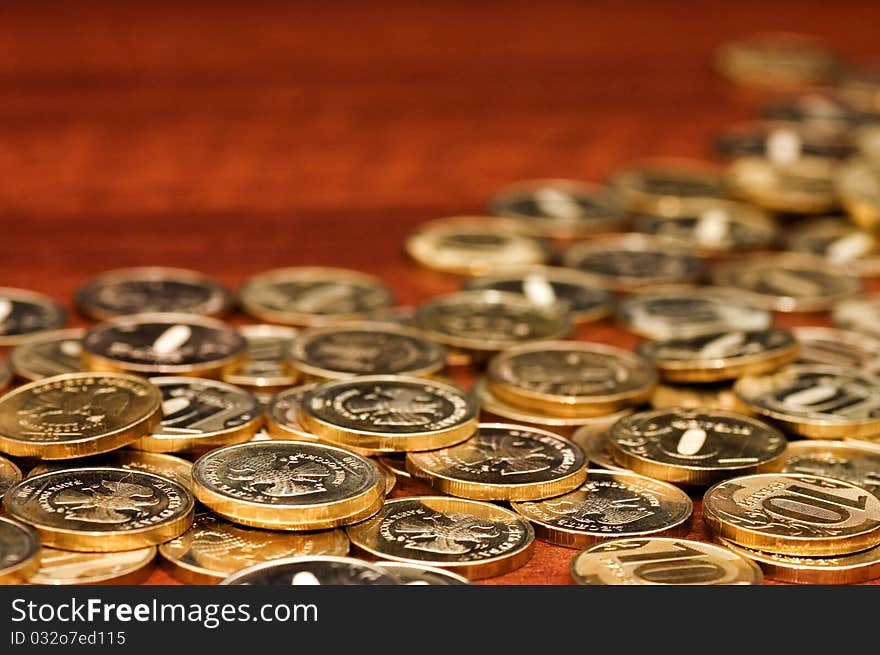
left=220, top=555, right=397, bottom=585
left=833, top=296, right=880, bottom=338
left=9, top=328, right=85, bottom=381
left=0, top=288, right=67, bottom=346
left=792, top=326, right=880, bottom=375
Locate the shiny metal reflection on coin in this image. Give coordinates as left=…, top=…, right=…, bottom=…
left=0, top=287, right=67, bottom=346
left=264, top=384, right=321, bottom=441
left=570, top=426, right=627, bottom=471
left=27, top=450, right=193, bottom=491
left=9, top=328, right=85, bottom=381
left=651, top=382, right=743, bottom=413
left=785, top=217, right=880, bottom=276
left=30, top=547, right=156, bottom=585
left=220, top=555, right=397, bottom=585
left=792, top=326, right=880, bottom=375
left=0, top=516, right=41, bottom=584
left=725, top=156, right=840, bottom=215
left=222, top=324, right=300, bottom=391
left=781, top=440, right=880, bottom=497
left=833, top=295, right=880, bottom=339
left=0, top=454, right=23, bottom=496
left=606, top=160, right=725, bottom=215
left=374, top=561, right=471, bottom=585
left=837, top=158, right=880, bottom=233
left=714, top=120, right=854, bottom=161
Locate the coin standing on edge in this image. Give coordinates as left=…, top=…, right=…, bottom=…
left=0, top=516, right=40, bottom=584
left=792, top=326, right=880, bottom=374
left=9, top=328, right=85, bottom=381
left=192, top=441, right=385, bottom=531
left=222, top=324, right=300, bottom=391
left=3, top=467, right=194, bottom=552
left=781, top=440, right=880, bottom=496
left=27, top=450, right=194, bottom=491
left=0, top=287, right=67, bottom=346
left=375, top=561, right=471, bottom=585
left=406, top=423, right=587, bottom=501
left=512, top=469, right=693, bottom=549
left=0, top=372, right=162, bottom=459
left=346, top=496, right=534, bottom=580
left=570, top=537, right=763, bottom=585
left=30, top=547, right=157, bottom=585
left=220, top=555, right=397, bottom=585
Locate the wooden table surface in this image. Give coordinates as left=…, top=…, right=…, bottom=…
left=1, top=0, right=879, bottom=585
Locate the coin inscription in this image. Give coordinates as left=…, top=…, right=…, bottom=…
left=782, top=440, right=880, bottom=496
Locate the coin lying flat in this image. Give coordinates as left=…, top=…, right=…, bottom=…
left=463, top=266, right=614, bottom=324
left=413, top=290, right=571, bottom=353
left=406, top=423, right=587, bottom=501
left=715, top=32, right=839, bottom=88
left=609, top=408, right=787, bottom=486
left=374, top=561, right=471, bottom=585
left=0, top=287, right=67, bottom=346
left=220, top=555, right=397, bottom=585
left=28, top=450, right=193, bottom=491
left=719, top=538, right=880, bottom=585
left=561, top=234, right=707, bottom=292
left=781, top=440, right=880, bottom=497
left=0, top=360, right=11, bottom=394
left=606, top=160, right=725, bottom=215
left=222, top=324, right=299, bottom=392
left=405, top=217, right=549, bottom=275
left=837, top=158, right=880, bottom=233
left=570, top=537, right=762, bottom=585
left=785, top=217, right=880, bottom=276
left=0, top=454, right=22, bottom=496
left=264, top=384, right=321, bottom=441
left=9, top=328, right=85, bottom=381
left=792, top=326, right=880, bottom=375
left=725, top=156, right=840, bottom=214
left=74, top=267, right=233, bottom=320
left=762, top=93, right=876, bottom=131
left=637, top=329, right=799, bottom=383
left=238, top=267, right=396, bottom=327
left=715, top=120, right=854, bottom=161
left=30, top=546, right=156, bottom=585
left=288, top=322, right=447, bottom=380
left=346, top=496, right=534, bottom=580
left=488, top=179, right=628, bottom=238
left=3, top=467, right=194, bottom=552
left=734, top=365, right=880, bottom=439
left=833, top=296, right=880, bottom=338
left=512, top=469, right=692, bottom=549
left=376, top=453, right=410, bottom=479
left=617, top=288, right=771, bottom=340
left=129, top=377, right=262, bottom=453
left=192, top=441, right=384, bottom=531
left=704, top=473, right=880, bottom=556
left=486, top=341, right=656, bottom=417
left=159, top=512, right=350, bottom=584
left=711, top=254, right=860, bottom=312
left=0, top=517, right=40, bottom=584
left=651, top=382, right=743, bottom=413
left=0, top=372, right=162, bottom=459
left=570, top=427, right=627, bottom=471
left=301, top=376, right=477, bottom=453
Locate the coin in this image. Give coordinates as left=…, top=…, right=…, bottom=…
left=413, top=290, right=571, bottom=353
left=0, top=287, right=67, bottom=346
left=220, top=555, right=397, bottom=585
left=570, top=537, right=763, bottom=585
left=719, top=538, right=880, bottom=585
left=0, top=517, right=40, bottom=584
left=609, top=408, right=787, bottom=485
left=606, top=160, right=725, bottom=215
left=733, top=365, right=880, bottom=439
left=762, top=93, right=876, bottom=130
left=725, top=156, right=840, bottom=214
left=0, top=454, right=22, bottom=496
left=636, top=329, right=799, bottom=383
left=839, top=65, right=880, bottom=115
left=376, top=562, right=471, bottom=584
left=406, top=423, right=587, bottom=501
left=376, top=453, right=410, bottom=479
left=486, top=341, right=656, bottom=417
left=238, top=267, right=395, bottom=327
left=301, top=376, right=477, bottom=453
left=837, top=158, right=880, bottom=232
left=129, top=377, right=262, bottom=453
left=617, top=288, right=771, bottom=340
left=405, top=217, right=549, bottom=275
left=345, top=496, right=534, bottom=580
left=855, top=124, right=880, bottom=166
left=74, top=267, right=233, bottom=320
left=9, top=328, right=85, bottom=381
left=715, top=32, right=839, bottom=88
left=703, top=473, right=880, bottom=556
left=714, top=120, right=854, bottom=161
left=192, top=441, right=384, bottom=530
left=3, top=467, right=194, bottom=551
left=711, top=254, right=861, bottom=312
left=0, top=360, right=11, bottom=393
left=264, top=384, right=321, bottom=441
left=561, top=234, right=707, bottom=292
left=632, top=198, right=777, bottom=254
left=222, top=324, right=299, bottom=391
left=512, top=469, right=692, bottom=549
left=781, top=440, right=880, bottom=496
left=289, top=322, right=447, bottom=380
left=159, top=512, right=350, bottom=584
left=570, top=427, right=627, bottom=471
left=488, top=179, right=628, bottom=238
left=792, top=326, right=880, bottom=374
left=0, top=372, right=162, bottom=459
left=833, top=296, right=880, bottom=338
left=30, top=547, right=156, bottom=585
left=379, top=463, right=397, bottom=494
left=650, top=382, right=743, bottom=413
left=28, top=450, right=193, bottom=490
left=785, top=217, right=880, bottom=276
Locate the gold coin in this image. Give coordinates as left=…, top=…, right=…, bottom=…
left=715, top=32, right=839, bottom=88
left=486, top=341, right=656, bottom=417
left=512, top=469, right=692, bottom=549
left=27, top=450, right=193, bottom=491
left=0, top=360, right=11, bottom=394
left=637, top=329, right=799, bottom=383
left=264, top=384, right=321, bottom=441
left=609, top=408, right=787, bottom=485
left=129, top=377, right=263, bottom=453
left=718, top=538, right=880, bottom=585
left=837, top=158, right=880, bottom=232
left=650, top=382, right=743, bottom=413
left=703, top=473, right=880, bottom=556
left=734, top=364, right=880, bottom=439
left=792, top=326, right=880, bottom=374
left=785, top=217, right=880, bottom=276
left=606, top=159, right=725, bottom=215
left=0, top=287, right=67, bottom=347
left=238, top=267, right=395, bottom=327
left=222, top=324, right=300, bottom=391
left=3, top=467, right=194, bottom=552
left=570, top=537, right=763, bottom=585
left=714, top=120, right=854, bottom=161
left=413, top=290, right=571, bottom=353
left=406, top=423, right=587, bottom=501
left=30, top=546, right=156, bottom=585
left=405, top=217, right=549, bottom=276
left=725, top=155, right=840, bottom=214
left=300, top=376, right=477, bottom=453
left=9, top=328, right=85, bottom=381
left=781, top=440, right=880, bottom=497
left=833, top=295, right=880, bottom=339
left=855, top=124, right=880, bottom=166
left=219, top=555, right=397, bottom=585
left=839, top=67, right=880, bottom=115
left=376, top=453, right=410, bottom=479
left=761, top=93, right=869, bottom=131
left=158, top=512, right=350, bottom=584
left=0, top=372, right=162, bottom=459
left=378, top=462, right=397, bottom=494
left=570, top=426, right=628, bottom=471
left=374, top=561, right=471, bottom=585
left=0, top=516, right=40, bottom=584
left=346, top=496, right=534, bottom=580
left=0, top=454, right=22, bottom=496
left=710, top=253, right=861, bottom=312
left=192, top=441, right=385, bottom=531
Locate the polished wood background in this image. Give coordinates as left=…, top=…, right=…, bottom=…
left=1, top=1, right=878, bottom=585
